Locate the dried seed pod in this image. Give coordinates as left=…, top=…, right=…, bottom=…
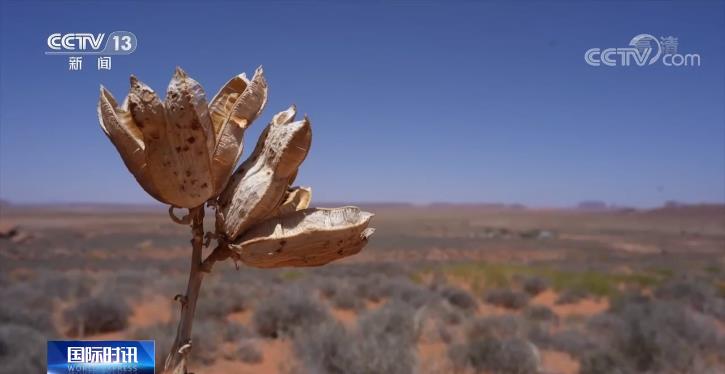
left=209, top=68, right=268, bottom=190
left=98, top=67, right=267, bottom=208
left=99, top=86, right=166, bottom=203
left=268, top=186, right=312, bottom=219
left=218, top=105, right=312, bottom=240
left=229, top=207, right=374, bottom=268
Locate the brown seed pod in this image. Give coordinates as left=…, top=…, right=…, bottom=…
left=218, top=105, right=312, bottom=239
left=98, top=67, right=267, bottom=208
left=229, top=207, right=374, bottom=268
left=267, top=186, right=312, bottom=219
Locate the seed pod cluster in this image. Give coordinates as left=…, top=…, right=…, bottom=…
left=98, top=67, right=267, bottom=208
left=99, top=67, right=374, bottom=268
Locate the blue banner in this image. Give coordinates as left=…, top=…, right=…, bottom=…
left=47, top=340, right=155, bottom=374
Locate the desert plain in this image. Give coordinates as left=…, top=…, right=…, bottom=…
left=1, top=202, right=724, bottom=373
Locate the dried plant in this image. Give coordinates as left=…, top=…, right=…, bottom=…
left=98, top=66, right=374, bottom=373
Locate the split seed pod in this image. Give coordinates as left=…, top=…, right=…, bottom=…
left=230, top=207, right=375, bottom=268
left=271, top=186, right=312, bottom=218
left=98, top=67, right=267, bottom=208
left=218, top=105, right=311, bottom=239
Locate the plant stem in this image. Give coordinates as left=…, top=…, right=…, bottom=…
left=164, top=206, right=205, bottom=374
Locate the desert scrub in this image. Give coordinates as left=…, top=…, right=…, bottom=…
left=523, top=305, right=558, bottom=323
left=352, top=274, right=391, bottom=302
left=521, top=276, right=548, bottom=296
left=437, top=285, right=479, bottom=312
left=253, top=288, right=331, bottom=338
left=317, top=278, right=365, bottom=311
left=607, top=289, right=650, bottom=313
left=449, top=337, right=540, bottom=374
left=542, top=328, right=599, bottom=358
left=316, top=276, right=340, bottom=298
left=231, top=339, right=263, bottom=364
left=654, top=276, right=725, bottom=321
left=451, top=315, right=540, bottom=373
left=63, top=295, right=131, bottom=336
left=38, top=271, right=92, bottom=300
left=383, top=277, right=438, bottom=308
left=222, top=321, right=253, bottom=342
left=466, top=315, right=527, bottom=341
left=358, top=300, right=420, bottom=342
left=579, top=349, right=631, bottom=374
left=132, top=323, right=175, bottom=373
left=0, top=283, right=56, bottom=334
left=484, top=288, right=529, bottom=310
left=582, top=298, right=725, bottom=373
left=0, top=324, right=46, bottom=374
left=330, top=287, right=365, bottom=311
left=195, top=280, right=251, bottom=320
left=555, top=288, right=589, bottom=305
left=294, top=302, right=419, bottom=374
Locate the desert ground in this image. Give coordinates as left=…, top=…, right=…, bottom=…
left=1, top=202, right=724, bottom=373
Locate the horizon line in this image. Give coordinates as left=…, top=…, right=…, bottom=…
left=1, top=199, right=723, bottom=211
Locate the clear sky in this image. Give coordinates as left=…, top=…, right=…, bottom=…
left=1, top=0, right=723, bottom=207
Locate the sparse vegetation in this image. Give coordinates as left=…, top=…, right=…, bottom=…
left=484, top=288, right=529, bottom=310
left=63, top=295, right=131, bottom=336
left=234, top=340, right=263, bottom=364
left=606, top=299, right=722, bottom=372
left=555, top=288, right=589, bottom=305
left=196, top=280, right=251, bottom=320
left=654, top=277, right=725, bottom=321
left=450, top=317, right=540, bottom=374
left=131, top=323, right=174, bottom=373
left=0, top=324, right=46, bottom=374
left=523, top=305, right=558, bottom=323
left=438, top=285, right=478, bottom=312
left=2, top=204, right=724, bottom=372
left=293, top=302, right=419, bottom=374
left=323, top=281, right=366, bottom=311
left=522, top=276, right=548, bottom=296
left=253, top=288, right=331, bottom=338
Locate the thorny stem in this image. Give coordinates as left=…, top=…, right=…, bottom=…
left=164, top=206, right=205, bottom=374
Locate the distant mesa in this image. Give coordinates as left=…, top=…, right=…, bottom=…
left=576, top=201, right=611, bottom=211
left=649, top=201, right=725, bottom=216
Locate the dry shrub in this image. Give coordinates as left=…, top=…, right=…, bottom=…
left=582, top=298, right=725, bottom=373
left=555, top=288, right=588, bottom=305
left=438, top=285, right=478, bottom=312
left=0, top=283, right=56, bottom=333
left=523, top=305, right=558, bottom=323
left=654, top=277, right=725, bottom=321
left=196, top=280, right=251, bottom=320
left=234, top=339, right=263, bottom=364
left=253, top=288, right=331, bottom=338
left=450, top=315, right=541, bottom=373
left=522, top=276, right=548, bottom=296
left=132, top=323, right=174, bottom=373
left=63, top=295, right=131, bottom=336
left=293, top=301, right=418, bottom=374
left=484, top=288, right=529, bottom=310
left=0, top=324, right=45, bottom=374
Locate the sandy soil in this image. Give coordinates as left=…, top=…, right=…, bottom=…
left=540, top=349, right=579, bottom=374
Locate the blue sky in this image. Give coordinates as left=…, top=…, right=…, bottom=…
left=1, top=0, right=723, bottom=207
